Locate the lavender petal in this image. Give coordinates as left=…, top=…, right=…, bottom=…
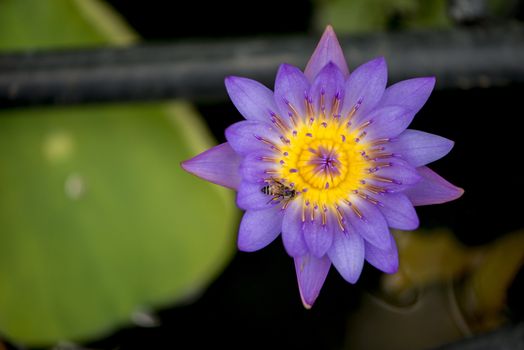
left=327, top=231, right=365, bottom=283
left=282, top=200, right=309, bottom=257
left=370, top=157, right=422, bottom=191
left=303, top=217, right=334, bottom=258
left=304, top=25, right=349, bottom=82
left=341, top=57, right=387, bottom=121
left=377, top=192, right=419, bottom=230
left=387, top=129, right=454, bottom=167
left=365, top=106, right=416, bottom=140
left=379, top=77, right=436, bottom=113
left=225, top=76, right=278, bottom=122
left=181, top=142, right=241, bottom=190
left=294, top=253, right=331, bottom=309
left=225, top=120, right=280, bottom=156
left=309, top=62, right=346, bottom=118
left=405, top=166, right=464, bottom=206
left=239, top=151, right=279, bottom=183
left=274, top=64, right=310, bottom=120
left=345, top=198, right=391, bottom=250
left=238, top=206, right=284, bottom=252
left=237, top=181, right=275, bottom=211
left=365, top=234, right=399, bottom=274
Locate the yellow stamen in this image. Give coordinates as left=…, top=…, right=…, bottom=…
left=275, top=114, right=373, bottom=209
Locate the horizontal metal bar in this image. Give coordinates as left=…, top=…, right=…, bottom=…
left=1, top=25, right=524, bottom=107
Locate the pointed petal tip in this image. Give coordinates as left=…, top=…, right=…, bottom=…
left=278, top=62, right=293, bottom=70
left=455, top=186, right=465, bottom=199
left=320, top=24, right=337, bottom=40
left=224, top=75, right=248, bottom=93
left=180, top=156, right=199, bottom=175
left=411, top=217, right=421, bottom=231
left=429, top=169, right=465, bottom=203
left=224, top=76, right=278, bottom=122
left=364, top=234, right=399, bottom=274
left=305, top=24, right=349, bottom=81
left=328, top=230, right=365, bottom=283
left=414, top=75, right=436, bottom=85
left=383, top=262, right=399, bottom=274
left=276, top=63, right=302, bottom=77
left=298, top=270, right=316, bottom=308
left=362, top=56, right=387, bottom=73
left=223, top=75, right=236, bottom=86
left=425, top=76, right=437, bottom=90
left=371, top=56, right=386, bottom=65
left=180, top=156, right=209, bottom=183
left=381, top=250, right=400, bottom=274
left=180, top=158, right=204, bottom=180
left=300, top=294, right=314, bottom=309
left=388, top=130, right=455, bottom=167
left=406, top=167, right=464, bottom=206
left=298, top=277, right=319, bottom=309
left=180, top=159, right=189, bottom=171
left=418, top=76, right=437, bottom=92
left=180, top=143, right=241, bottom=190
left=294, top=254, right=331, bottom=310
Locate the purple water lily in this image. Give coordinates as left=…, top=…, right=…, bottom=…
left=182, top=26, right=463, bottom=308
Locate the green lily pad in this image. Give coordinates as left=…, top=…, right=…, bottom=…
left=0, top=0, right=137, bottom=51
left=0, top=102, right=237, bottom=345
left=0, top=0, right=237, bottom=346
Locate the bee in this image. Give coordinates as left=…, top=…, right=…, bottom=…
left=261, top=178, right=297, bottom=204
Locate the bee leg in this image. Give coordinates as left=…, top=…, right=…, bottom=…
left=266, top=196, right=282, bottom=205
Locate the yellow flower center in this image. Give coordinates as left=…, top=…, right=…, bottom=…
left=278, top=116, right=368, bottom=209
left=259, top=95, right=395, bottom=229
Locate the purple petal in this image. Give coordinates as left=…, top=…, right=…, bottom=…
left=364, top=106, right=415, bottom=140
left=181, top=142, right=241, bottom=190
left=341, top=57, right=387, bottom=120
left=304, top=25, right=349, bottom=82
left=302, top=215, right=334, bottom=258
left=377, top=192, right=419, bottom=230
left=225, top=120, right=280, bottom=156
left=370, top=157, right=421, bottom=189
left=239, top=151, right=279, bottom=183
left=344, top=198, right=391, bottom=250
left=238, top=206, right=284, bottom=252
left=282, top=200, right=309, bottom=257
left=274, top=64, right=310, bottom=120
left=294, top=253, right=331, bottom=309
left=386, top=129, right=454, bottom=167
left=387, top=129, right=454, bottom=167
left=405, top=166, right=464, bottom=206
left=237, top=181, right=275, bottom=211
left=225, top=76, right=278, bottom=122
left=365, top=234, right=399, bottom=274
left=309, top=62, right=346, bottom=118
left=379, top=77, right=436, bottom=112
left=328, top=231, right=365, bottom=283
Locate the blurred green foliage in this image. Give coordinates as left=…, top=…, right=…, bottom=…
left=0, top=0, right=137, bottom=50
left=314, top=0, right=451, bottom=33
left=0, top=103, right=237, bottom=345
left=0, top=0, right=236, bottom=346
